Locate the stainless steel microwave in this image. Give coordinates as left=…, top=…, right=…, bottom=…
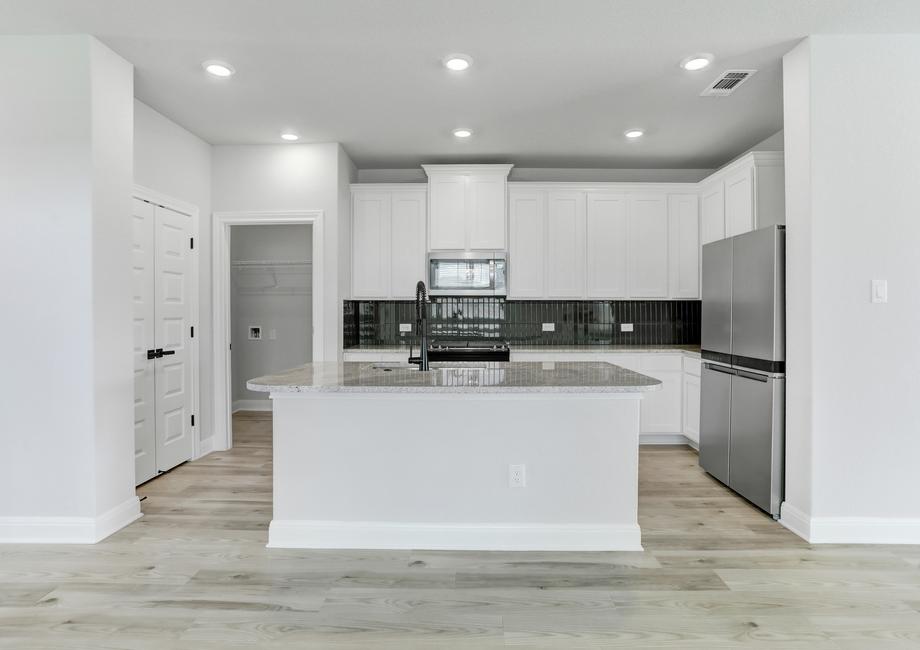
left=428, top=252, right=507, bottom=296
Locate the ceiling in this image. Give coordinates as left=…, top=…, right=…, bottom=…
left=2, top=0, right=920, bottom=169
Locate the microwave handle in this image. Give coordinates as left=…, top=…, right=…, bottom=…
left=489, top=260, right=495, bottom=287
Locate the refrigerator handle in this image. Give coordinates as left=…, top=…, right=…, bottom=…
left=736, top=369, right=769, bottom=382
left=704, top=363, right=737, bottom=376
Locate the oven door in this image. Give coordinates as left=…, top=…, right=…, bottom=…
left=428, top=252, right=507, bottom=296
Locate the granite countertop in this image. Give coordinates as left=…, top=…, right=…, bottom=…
left=343, top=344, right=701, bottom=356
left=248, top=361, right=662, bottom=394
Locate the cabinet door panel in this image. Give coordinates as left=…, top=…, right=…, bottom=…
left=509, top=191, right=545, bottom=298
left=668, top=194, right=700, bottom=299
left=428, top=176, right=467, bottom=250
left=725, top=167, right=754, bottom=237
left=352, top=192, right=391, bottom=298
left=390, top=192, right=427, bottom=298
left=700, top=182, right=725, bottom=245
left=627, top=195, right=669, bottom=298
left=639, top=365, right=683, bottom=433
left=683, top=373, right=701, bottom=444
left=468, top=174, right=506, bottom=249
left=545, top=192, right=585, bottom=298
left=586, top=193, right=628, bottom=298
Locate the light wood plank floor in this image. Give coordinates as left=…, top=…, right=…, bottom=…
left=2, top=411, right=919, bottom=648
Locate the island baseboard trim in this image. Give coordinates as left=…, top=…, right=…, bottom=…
left=267, top=520, right=643, bottom=551
left=0, top=496, right=141, bottom=544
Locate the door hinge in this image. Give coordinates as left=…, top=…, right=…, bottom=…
left=190, top=237, right=194, bottom=250
left=190, top=325, right=195, bottom=338
left=191, top=414, right=195, bottom=427
left=229, top=343, right=232, bottom=350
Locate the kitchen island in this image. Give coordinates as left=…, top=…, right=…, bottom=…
left=248, top=361, right=660, bottom=551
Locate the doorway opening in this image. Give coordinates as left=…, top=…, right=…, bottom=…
left=211, top=210, right=324, bottom=452
left=229, top=224, right=313, bottom=417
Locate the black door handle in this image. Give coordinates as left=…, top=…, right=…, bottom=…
left=146, top=348, right=176, bottom=360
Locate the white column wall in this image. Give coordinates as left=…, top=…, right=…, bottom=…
left=212, top=143, right=355, bottom=362
left=134, top=100, right=213, bottom=445
left=783, top=35, right=920, bottom=543
left=0, top=35, right=137, bottom=541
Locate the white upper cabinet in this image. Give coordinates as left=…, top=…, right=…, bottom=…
left=351, top=185, right=426, bottom=299
left=668, top=194, right=700, bottom=299
left=352, top=191, right=391, bottom=298
left=427, top=175, right=467, bottom=250
left=389, top=191, right=428, bottom=298
left=423, top=164, right=512, bottom=251
left=508, top=191, right=546, bottom=298
left=545, top=191, right=586, bottom=298
left=699, top=151, right=785, bottom=243
left=468, top=173, right=507, bottom=249
left=724, top=166, right=754, bottom=238
left=700, top=181, right=725, bottom=245
left=585, top=193, right=628, bottom=298
left=627, top=194, right=669, bottom=298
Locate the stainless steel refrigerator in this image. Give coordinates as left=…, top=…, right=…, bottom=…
left=700, top=225, right=785, bottom=517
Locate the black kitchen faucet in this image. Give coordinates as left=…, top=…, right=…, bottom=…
left=408, top=280, right=430, bottom=371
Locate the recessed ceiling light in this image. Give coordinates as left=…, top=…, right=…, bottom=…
left=453, top=128, right=473, bottom=138
left=680, top=54, right=714, bottom=71
left=443, top=54, right=473, bottom=71
left=624, top=129, right=644, bottom=139
left=281, top=132, right=299, bottom=141
left=202, top=60, right=235, bottom=78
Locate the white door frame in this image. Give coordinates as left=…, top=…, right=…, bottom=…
left=212, top=210, right=325, bottom=451
left=133, top=184, right=201, bottom=460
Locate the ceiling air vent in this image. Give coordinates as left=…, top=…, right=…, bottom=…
left=700, top=70, right=757, bottom=97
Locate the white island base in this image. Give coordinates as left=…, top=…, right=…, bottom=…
left=267, top=390, right=644, bottom=551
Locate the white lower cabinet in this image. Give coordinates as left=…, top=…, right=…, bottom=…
left=636, top=355, right=683, bottom=434
left=682, top=355, right=701, bottom=447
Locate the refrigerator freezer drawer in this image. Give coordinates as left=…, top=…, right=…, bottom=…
left=699, top=363, right=733, bottom=486
left=728, top=371, right=785, bottom=516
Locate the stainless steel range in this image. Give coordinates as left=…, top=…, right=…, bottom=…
left=427, top=339, right=511, bottom=362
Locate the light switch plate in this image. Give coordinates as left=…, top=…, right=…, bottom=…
left=399, top=323, right=413, bottom=333
left=871, top=280, right=888, bottom=304
left=620, top=323, right=634, bottom=332
left=542, top=322, right=555, bottom=332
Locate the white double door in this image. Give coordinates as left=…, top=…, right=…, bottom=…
left=132, top=198, right=195, bottom=485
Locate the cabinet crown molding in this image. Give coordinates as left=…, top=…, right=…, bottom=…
left=422, top=163, right=514, bottom=177
left=351, top=183, right=427, bottom=191
left=701, top=150, right=784, bottom=186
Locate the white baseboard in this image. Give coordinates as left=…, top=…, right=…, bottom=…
left=779, top=503, right=812, bottom=541
left=267, top=520, right=643, bottom=551
left=639, top=433, right=691, bottom=446
left=0, top=496, right=141, bottom=544
left=781, top=502, right=920, bottom=544
left=233, top=399, right=272, bottom=413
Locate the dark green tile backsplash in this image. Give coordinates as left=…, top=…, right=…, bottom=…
left=344, top=298, right=701, bottom=347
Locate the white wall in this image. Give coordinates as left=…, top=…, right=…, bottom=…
left=0, top=35, right=137, bottom=541
left=231, top=225, right=313, bottom=406
left=783, top=35, right=920, bottom=543
left=134, top=100, right=214, bottom=445
left=212, top=143, right=354, bottom=362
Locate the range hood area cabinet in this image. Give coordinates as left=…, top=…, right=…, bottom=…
left=508, top=186, right=700, bottom=300
left=422, top=164, right=514, bottom=251
left=351, top=184, right=427, bottom=299
left=699, top=151, right=785, bottom=245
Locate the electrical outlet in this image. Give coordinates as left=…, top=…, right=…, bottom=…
left=620, top=323, right=634, bottom=332
left=509, top=464, right=526, bottom=488
left=542, top=322, right=555, bottom=332
left=399, top=323, right=413, bottom=333
left=871, top=280, right=888, bottom=304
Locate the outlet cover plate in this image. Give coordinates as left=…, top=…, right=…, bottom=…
left=620, top=323, right=634, bottom=332
left=542, top=322, right=555, bottom=332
